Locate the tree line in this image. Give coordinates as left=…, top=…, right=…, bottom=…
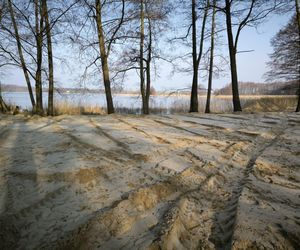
left=0, top=0, right=299, bottom=115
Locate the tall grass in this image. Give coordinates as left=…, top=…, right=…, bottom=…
left=115, top=96, right=297, bottom=114
left=53, top=101, right=106, bottom=115
left=2, top=95, right=298, bottom=115
left=242, top=96, right=297, bottom=112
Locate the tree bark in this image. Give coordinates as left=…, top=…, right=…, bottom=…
left=144, top=13, right=152, bottom=115
left=0, top=96, right=8, bottom=112
left=205, top=0, right=216, bottom=113
left=7, top=0, right=36, bottom=109
left=295, top=0, right=300, bottom=112
left=225, top=0, right=242, bottom=112
left=190, top=0, right=208, bottom=112
left=95, top=0, right=114, bottom=114
left=0, top=83, right=8, bottom=112
left=139, top=0, right=146, bottom=114
left=35, top=0, right=44, bottom=115
left=42, top=0, right=54, bottom=116
left=0, top=1, right=4, bottom=27
left=189, top=0, right=198, bottom=112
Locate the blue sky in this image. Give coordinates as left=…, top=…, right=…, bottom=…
left=150, top=12, right=292, bottom=91
left=2, top=11, right=292, bottom=91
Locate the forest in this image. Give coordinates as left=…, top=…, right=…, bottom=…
left=0, top=0, right=299, bottom=114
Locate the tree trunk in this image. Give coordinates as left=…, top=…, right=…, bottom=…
left=205, top=0, right=216, bottom=113
left=42, top=0, right=54, bottom=116
left=189, top=0, right=198, bottom=112
left=0, top=83, right=8, bottom=113
left=296, top=0, right=300, bottom=41
left=35, top=0, right=44, bottom=115
left=0, top=96, right=8, bottom=113
left=190, top=0, right=208, bottom=112
left=8, top=0, right=35, bottom=110
left=295, top=0, right=300, bottom=112
left=0, top=2, right=3, bottom=21
left=225, top=0, right=242, bottom=112
left=140, top=0, right=146, bottom=114
left=95, top=0, right=114, bottom=114
left=144, top=15, right=152, bottom=115
left=145, top=61, right=150, bottom=114
left=0, top=4, right=8, bottom=115
left=297, top=82, right=300, bottom=112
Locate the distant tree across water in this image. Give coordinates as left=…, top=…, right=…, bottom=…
left=215, top=81, right=299, bottom=95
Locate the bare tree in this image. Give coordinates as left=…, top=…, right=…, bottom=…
left=2, top=0, right=79, bottom=115
left=113, top=0, right=170, bottom=114
left=95, top=0, right=125, bottom=114
left=295, top=0, right=300, bottom=112
left=220, top=0, right=287, bottom=111
left=190, top=0, right=209, bottom=112
left=0, top=1, right=9, bottom=112
left=70, top=0, right=126, bottom=114
left=265, top=12, right=299, bottom=112
left=205, top=0, right=216, bottom=113
left=34, top=0, right=44, bottom=115
left=42, top=0, right=54, bottom=116
left=140, top=0, right=146, bottom=113
left=0, top=82, right=9, bottom=112
left=144, top=7, right=153, bottom=114
left=266, top=16, right=299, bottom=81
left=0, top=2, right=8, bottom=113
left=7, top=0, right=36, bottom=109
left=224, top=0, right=242, bottom=111
left=139, top=0, right=164, bottom=114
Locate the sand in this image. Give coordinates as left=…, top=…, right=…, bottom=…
left=0, top=112, right=299, bottom=249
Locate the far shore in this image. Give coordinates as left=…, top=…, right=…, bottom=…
left=2, top=91, right=298, bottom=98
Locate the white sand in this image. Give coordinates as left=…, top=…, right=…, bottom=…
left=0, top=112, right=299, bottom=249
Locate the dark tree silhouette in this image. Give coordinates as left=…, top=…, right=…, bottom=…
left=190, top=0, right=209, bottom=112
left=266, top=14, right=300, bottom=111
left=266, top=15, right=300, bottom=82
left=221, top=0, right=287, bottom=112
left=205, top=0, right=216, bottom=114
left=294, top=0, right=300, bottom=112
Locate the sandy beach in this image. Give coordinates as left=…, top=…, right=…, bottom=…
left=0, top=112, right=299, bottom=249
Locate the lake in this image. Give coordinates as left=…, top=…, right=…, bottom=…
left=4, top=92, right=293, bottom=114
left=2, top=92, right=193, bottom=113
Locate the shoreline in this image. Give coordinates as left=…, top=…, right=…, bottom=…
left=2, top=91, right=298, bottom=98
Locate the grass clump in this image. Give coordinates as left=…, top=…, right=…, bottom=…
left=53, top=101, right=106, bottom=115
left=242, top=96, right=297, bottom=112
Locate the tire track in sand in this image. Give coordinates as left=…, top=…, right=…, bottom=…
left=210, top=130, right=285, bottom=250
left=117, top=117, right=172, bottom=144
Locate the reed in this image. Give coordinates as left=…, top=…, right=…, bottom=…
left=2, top=95, right=297, bottom=115
left=53, top=101, right=106, bottom=115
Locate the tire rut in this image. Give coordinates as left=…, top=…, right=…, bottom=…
left=152, top=118, right=204, bottom=136
left=54, top=124, right=129, bottom=164
left=90, top=118, right=131, bottom=151
left=210, top=131, right=284, bottom=250
left=89, top=118, right=145, bottom=161
left=117, top=118, right=171, bottom=144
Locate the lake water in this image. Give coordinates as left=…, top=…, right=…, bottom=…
left=2, top=91, right=247, bottom=114
left=2, top=92, right=193, bottom=113
left=2, top=91, right=297, bottom=114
